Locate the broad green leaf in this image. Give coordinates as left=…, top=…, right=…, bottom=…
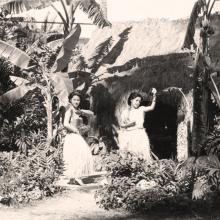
left=46, top=39, right=63, bottom=50
left=52, top=24, right=81, bottom=72
left=10, top=76, right=29, bottom=86
left=0, top=84, right=36, bottom=104
left=0, top=0, right=58, bottom=13
left=182, top=0, right=205, bottom=49
left=49, top=72, right=73, bottom=106
left=0, top=40, right=30, bottom=69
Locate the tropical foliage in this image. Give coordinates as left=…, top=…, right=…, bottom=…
left=0, top=0, right=111, bottom=30
left=0, top=139, right=64, bottom=205
left=95, top=152, right=220, bottom=213
left=182, top=0, right=220, bottom=154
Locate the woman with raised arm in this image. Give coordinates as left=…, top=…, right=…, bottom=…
left=118, top=88, right=157, bottom=162
left=62, top=91, right=94, bottom=185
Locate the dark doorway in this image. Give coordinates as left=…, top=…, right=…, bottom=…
left=144, top=101, right=178, bottom=159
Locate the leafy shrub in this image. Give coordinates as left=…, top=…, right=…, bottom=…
left=0, top=141, right=64, bottom=206
left=205, top=128, right=220, bottom=159
left=0, top=88, right=47, bottom=151
left=95, top=152, right=220, bottom=213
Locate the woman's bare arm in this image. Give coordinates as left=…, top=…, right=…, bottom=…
left=119, top=110, right=136, bottom=129
left=141, top=95, right=157, bottom=112
left=80, top=109, right=94, bottom=117
left=120, top=121, right=136, bottom=129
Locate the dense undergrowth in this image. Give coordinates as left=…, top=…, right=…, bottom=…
left=0, top=141, right=64, bottom=206
left=95, top=151, right=220, bottom=213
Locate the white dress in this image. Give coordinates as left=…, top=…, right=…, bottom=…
left=63, top=109, right=94, bottom=178
left=118, top=106, right=152, bottom=162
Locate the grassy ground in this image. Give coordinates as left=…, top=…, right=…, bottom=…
left=0, top=185, right=220, bottom=220
left=0, top=173, right=220, bottom=220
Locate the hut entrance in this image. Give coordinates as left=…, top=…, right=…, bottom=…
left=145, top=91, right=180, bottom=159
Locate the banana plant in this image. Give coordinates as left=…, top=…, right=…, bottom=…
left=0, top=28, right=79, bottom=143
left=0, top=0, right=111, bottom=37
left=70, top=26, right=133, bottom=95
left=182, top=0, right=220, bottom=155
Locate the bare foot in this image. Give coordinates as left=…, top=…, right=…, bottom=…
left=75, top=178, right=85, bottom=186
left=68, top=178, right=84, bottom=186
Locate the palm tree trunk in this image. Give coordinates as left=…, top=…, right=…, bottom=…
left=192, top=57, right=210, bottom=154
left=192, top=16, right=212, bottom=155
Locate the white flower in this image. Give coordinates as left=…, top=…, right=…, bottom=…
left=136, top=180, right=158, bottom=190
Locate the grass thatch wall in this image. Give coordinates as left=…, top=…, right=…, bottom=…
left=92, top=52, right=194, bottom=156
left=89, top=15, right=220, bottom=158
left=105, top=53, right=194, bottom=110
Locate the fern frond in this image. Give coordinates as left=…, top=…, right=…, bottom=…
left=102, top=26, right=132, bottom=65
left=88, top=36, right=113, bottom=73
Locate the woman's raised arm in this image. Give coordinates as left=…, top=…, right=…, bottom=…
left=80, top=109, right=94, bottom=117
left=141, top=95, right=157, bottom=112
left=141, top=88, right=157, bottom=112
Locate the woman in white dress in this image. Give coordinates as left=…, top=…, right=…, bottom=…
left=62, top=91, right=94, bottom=185
left=118, top=89, right=157, bottom=162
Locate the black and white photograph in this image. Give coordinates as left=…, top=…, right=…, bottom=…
left=0, top=0, right=220, bottom=219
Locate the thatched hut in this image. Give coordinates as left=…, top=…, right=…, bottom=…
left=82, top=15, right=220, bottom=161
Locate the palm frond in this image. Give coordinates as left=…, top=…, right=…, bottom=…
left=182, top=0, right=206, bottom=50
left=88, top=36, right=113, bottom=73
left=68, top=70, right=92, bottom=92
left=79, top=0, right=111, bottom=28
left=75, top=55, right=88, bottom=70
left=102, top=26, right=132, bottom=65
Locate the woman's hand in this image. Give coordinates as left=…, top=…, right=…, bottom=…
left=75, top=110, right=84, bottom=116
left=121, top=121, right=136, bottom=129
left=152, top=88, right=157, bottom=95
left=72, top=128, right=80, bottom=134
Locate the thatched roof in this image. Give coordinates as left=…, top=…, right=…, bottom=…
left=82, top=18, right=199, bottom=67
left=83, top=14, right=220, bottom=70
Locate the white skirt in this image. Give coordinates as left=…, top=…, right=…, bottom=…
left=63, top=133, right=94, bottom=178
left=118, top=128, right=152, bottom=162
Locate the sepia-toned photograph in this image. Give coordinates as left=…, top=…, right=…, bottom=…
left=0, top=0, right=220, bottom=219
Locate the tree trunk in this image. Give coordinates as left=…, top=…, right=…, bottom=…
left=46, top=93, right=53, bottom=142
left=192, top=58, right=210, bottom=154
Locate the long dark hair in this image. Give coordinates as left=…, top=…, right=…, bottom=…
left=127, top=92, right=143, bottom=106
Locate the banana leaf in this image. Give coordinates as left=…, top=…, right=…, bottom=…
left=0, top=84, right=36, bottom=104
left=49, top=72, right=73, bottom=106
left=182, top=0, right=205, bottom=49
left=0, top=0, right=57, bottom=14
left=0, top=40, right=30, bottom=69
left=52, top=24, right=81, bottom=72
left=10, top=76, right=29, bottom=86
left=46, top=39, right=63, bottom=50
left=208, top=72, right=220, bottom=109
